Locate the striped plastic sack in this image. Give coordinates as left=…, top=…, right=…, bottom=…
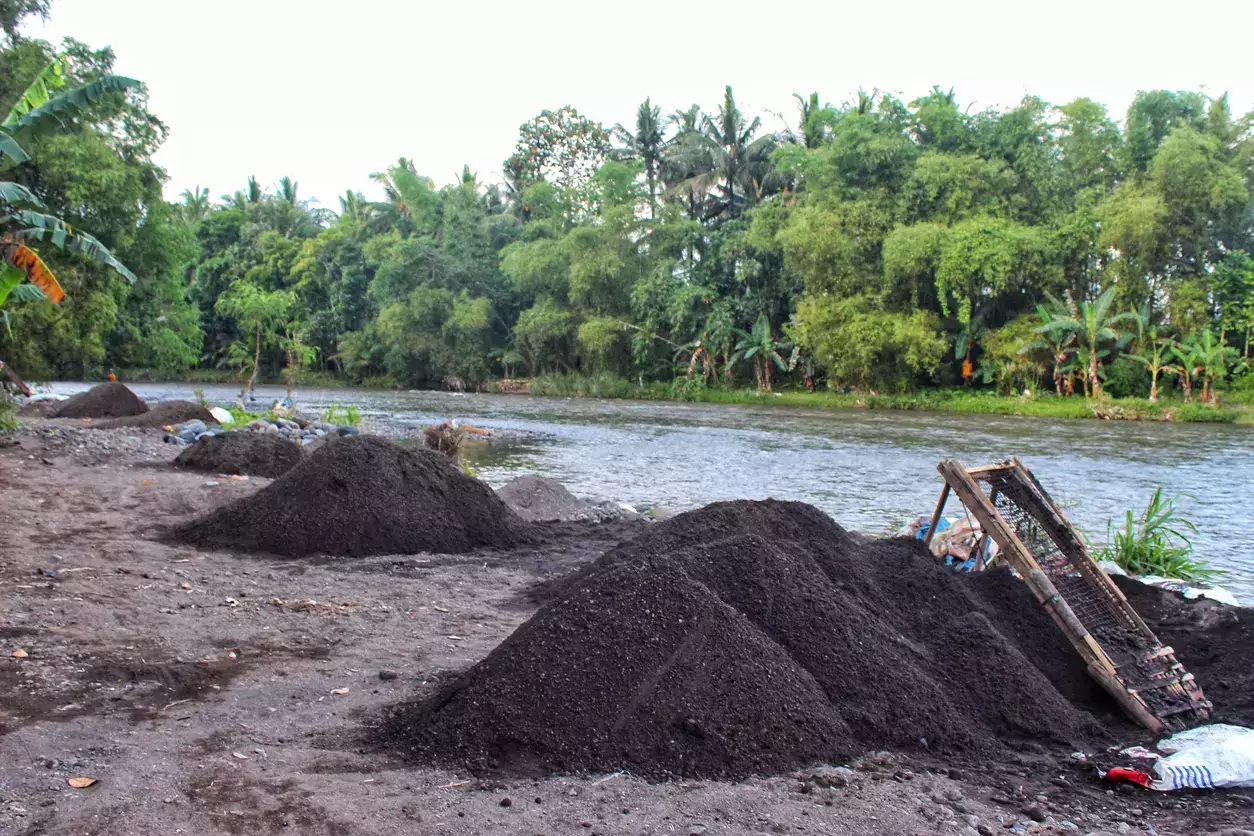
left=1149, top=725, right=1254, bottom=790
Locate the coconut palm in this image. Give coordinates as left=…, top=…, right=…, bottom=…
left=727, top=312, right=792, bottom=391
left=698, top=86, right=778, bottom=219
left=178, top=185, right=211, bottom=224
left=660, top=105, right=717, bottom=222
left=611, top=98, right=665, bottom=218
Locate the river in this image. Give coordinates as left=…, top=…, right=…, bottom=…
left=48, top=382, right=1254, bottom=602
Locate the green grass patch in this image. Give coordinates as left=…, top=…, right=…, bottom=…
left=321, top=403, right=361, bottom=426
left=521, top=374, right=1247, bottom=424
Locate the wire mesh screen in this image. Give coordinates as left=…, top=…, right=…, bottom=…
left=976, top=468, right=1137, bottom=639
left=971, top=463, right=1207, bottom=727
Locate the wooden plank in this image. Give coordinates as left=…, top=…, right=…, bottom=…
left=923, top=483, right=950, bottom=547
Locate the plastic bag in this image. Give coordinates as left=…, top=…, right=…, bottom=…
left=1109, top=725, right=1254, bottom=790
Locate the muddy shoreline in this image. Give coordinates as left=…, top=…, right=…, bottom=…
left=1, top=419, right=1251, bottom=835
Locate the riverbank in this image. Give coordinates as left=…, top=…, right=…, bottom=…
left=525, top=374, right=1253, bottom=425
left=2, top=421, right=1252, bottom=835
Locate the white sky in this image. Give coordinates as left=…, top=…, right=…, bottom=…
left=24, top=0, right=1254, bottom=208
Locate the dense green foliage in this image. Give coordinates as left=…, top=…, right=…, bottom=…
left=2, top=7, right=1253, bottom=406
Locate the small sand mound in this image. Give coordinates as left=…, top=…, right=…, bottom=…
left=382, top=500, right=1105, bottom=779
left=495, top=475, right=592, bottom=522
left=18, top=399, right=57, bottom=417
left=174, top=435, right=527, bottom=557
left=48, top=383, right=149, bottom=419
left=93, top=401, right=216, bottom=429
left=174, top=432, right=305, bottom=478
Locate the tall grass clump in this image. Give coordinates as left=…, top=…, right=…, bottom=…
left=1097, top=487, right=1220, bottom=584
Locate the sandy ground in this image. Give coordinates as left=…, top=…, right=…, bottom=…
left=1, top=422, right=1251, bottom=836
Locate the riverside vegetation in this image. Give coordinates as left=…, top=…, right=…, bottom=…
left=2, top=4, right=1254, bottom=425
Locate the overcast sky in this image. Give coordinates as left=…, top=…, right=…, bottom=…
left=25, top=0, right=1254, bottom=209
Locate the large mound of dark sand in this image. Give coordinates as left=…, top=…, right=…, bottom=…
left=174, top=432, right=304, bottom=479
left=48, top=383, right=148, bottom=419
left=93, top=400, right=216, bottom=429
left=495, top=475, right=591, bottom=522
left=382, top=500, right=1110, bottom=779
left=174, top=435, right=527, bottom=557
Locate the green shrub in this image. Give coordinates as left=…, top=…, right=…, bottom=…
left=321, top=404, right=362, bottom=427
left=1173, top=403, right=1239, bottom=423
left=0, top=398, right=17, bottom=433
left=1096, top=487, right=1219, bottom=584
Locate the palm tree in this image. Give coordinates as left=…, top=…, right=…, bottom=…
left=277, top=175, right=301, bottom=207
left=1039, top=286, right=1132, bottom=398
left=661, top=105, right=716, bottom=222
left=611, top=98, right=665, bottom=218
left=791, top=92, right=832, bottom=149
left=178, top=185, right=211, bottom=223
left=698, top=86, right=777, bottom=219
left=728, top=312, right=792, bottom=391
left=1, top=59, right=137, bottom=315
left=1124, top=327, right=1174, bottom=402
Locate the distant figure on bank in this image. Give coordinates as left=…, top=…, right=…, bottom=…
left=107, top=368, right=117, bottom=383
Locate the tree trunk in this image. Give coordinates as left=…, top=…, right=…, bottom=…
left=1181, top=374, right=1192, bottom=404
left=1053, top=358, right=1063, bottom=396
left=764, top=358, right=773, bottom=392
left=1149, top=369, right=1158, bottom=403
left=1089, top=339, right=1101, bottom=398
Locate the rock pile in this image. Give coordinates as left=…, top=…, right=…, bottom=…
left=495, top=475, right=625, bottom=522
left=173, top=435, right=528, bottom=557
left=381, top=500, right=1109, bottom=779
left=48, top=383, right=148, bottom=419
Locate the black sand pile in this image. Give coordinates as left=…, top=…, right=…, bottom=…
left=174, top=435, right=527, bottom=557
left=173, top=432, right=305, bottom=479
left=495, top=475, right=592, bottom=522
left=18, top=399, right=56, bottom=417
left=48, top=383, right=148, bottom=419
left=93, top=400, right=216, bottom=429
left=382, top=500, right=1108, bottom=779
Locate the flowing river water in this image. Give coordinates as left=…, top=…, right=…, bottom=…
left=50, top=382, right=1254, bottom=602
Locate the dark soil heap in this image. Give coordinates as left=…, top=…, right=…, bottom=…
left=48, top=383, right=149, bottom=419
left=174, top=435, right=527, bottom=557
left=93, top=400, right=216, bottom=429
left=382, top=500, right=1111, bottom=780
left=173, top=432, right=305, bottom=479
left=495, top=475, right=592, bottom=522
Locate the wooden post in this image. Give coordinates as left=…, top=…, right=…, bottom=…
left=923, top=483, right=950, bottom=547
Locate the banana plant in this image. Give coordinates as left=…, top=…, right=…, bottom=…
left=1, top=57, right=140, bottom=314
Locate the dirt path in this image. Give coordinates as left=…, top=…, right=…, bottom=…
left=0, top=425, right=1248, bottom=836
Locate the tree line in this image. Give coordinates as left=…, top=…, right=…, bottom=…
left=2, top=13, right=1253, bottom=401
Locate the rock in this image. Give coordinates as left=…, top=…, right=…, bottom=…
left=498, top=797, right=511, bottom=808
left=809, top=766, right=855, bottom=788
left=1022, top=803, right=1048, bottom=822
left=336, top=425, right=359, bottom=436
left=247, top=419, right=269, bottom=431
left=1212, top=831, right=1254, bottom=836
left=263, top=423, right=279, bottom=436
left=378, top=670, right=399, bottom=681
left=209, top=406, right=233, bottom=423
left=1083, top=831, right=1118, bottom=836
left=964, top=815, right=980, bottom=829
left=977, top=826, right=994, bottom=836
